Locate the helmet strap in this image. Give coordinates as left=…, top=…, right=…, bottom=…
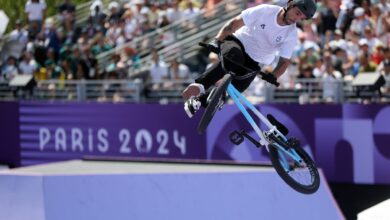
left=283, top=5, right=294, bottom=24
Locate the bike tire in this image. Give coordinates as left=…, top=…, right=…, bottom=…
left=269, top=142, right=320, bottom=194
left=197, top=74, right=232, bottom=134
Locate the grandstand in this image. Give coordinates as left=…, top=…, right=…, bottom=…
left=0, top=0, right=389, bottom=103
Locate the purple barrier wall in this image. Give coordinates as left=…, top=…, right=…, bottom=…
left=1, top=101, right=389, bottom=184
left=207, top=104, right=390, bottom=184
left=19, top=102, right=206, bottom=165
left=0, top=102, right=20, bottom=167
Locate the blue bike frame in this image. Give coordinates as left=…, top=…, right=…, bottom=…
left=226, top=83, right=302, bottom=165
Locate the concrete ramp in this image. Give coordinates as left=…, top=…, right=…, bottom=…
left=0, top=160, right=344, bottom=220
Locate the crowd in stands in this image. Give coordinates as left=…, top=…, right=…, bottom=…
left=0, top=0, right=389, bottom=103
left=246, top=0, right=390, bottom=103
left=1, top=0, right=204, bottom=83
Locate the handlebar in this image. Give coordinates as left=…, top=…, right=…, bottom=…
left=198, top=42, right=280, bottom=87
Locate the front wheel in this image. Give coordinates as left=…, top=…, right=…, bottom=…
left=197, top=74, right=231, bottom=134
left=269, top=142, right=320, bottom=194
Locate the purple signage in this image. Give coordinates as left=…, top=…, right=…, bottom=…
left=19, top=102, right=206, bottom=166
left=207, top=104, right=390, bottom=184
left=1, top=101, right=389, bottom=184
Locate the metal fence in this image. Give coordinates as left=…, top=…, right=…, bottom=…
left=1, top=77, right=389, bottom=103
left=0, top=79, right=142, bottom=102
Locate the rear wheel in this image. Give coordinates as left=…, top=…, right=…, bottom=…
left=269, top=139, right=320, bottom=194
left=197, top=74, right=231, bottom=134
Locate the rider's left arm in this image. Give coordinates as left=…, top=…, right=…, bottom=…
left=271, top=57, right=291, bottom=78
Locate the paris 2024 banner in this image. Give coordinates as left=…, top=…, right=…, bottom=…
left=1, top=101, right=389, bottom=184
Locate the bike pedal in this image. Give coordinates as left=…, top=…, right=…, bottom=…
left=229, top=130, right=244, bottom=145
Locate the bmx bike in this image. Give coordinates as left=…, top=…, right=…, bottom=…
left=196, top=42, right=320, bottom=194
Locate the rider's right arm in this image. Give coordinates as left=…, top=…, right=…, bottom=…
left=215, top=15, right=244, bottom=41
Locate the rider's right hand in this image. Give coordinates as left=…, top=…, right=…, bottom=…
left=207, top=39, right=222, bottom=54
left=261, top=72, right=280, bottom=87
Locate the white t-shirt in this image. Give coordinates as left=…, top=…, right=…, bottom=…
left=19, top=60, right=37, bottom=75
left=25, top=1, right=47, bottom=21
left=150, top=61, right=168, bottom=82
left=233, top=4, right=298, bottom=65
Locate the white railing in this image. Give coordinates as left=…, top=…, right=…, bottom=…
left=0, top=79, right=142, bottom=102
left=1, top=77, right=389, bottom=103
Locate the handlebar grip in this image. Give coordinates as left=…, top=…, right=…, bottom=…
left=258, top=72, right=280, bottom=87
left=199, top=42, right=208, bottom=48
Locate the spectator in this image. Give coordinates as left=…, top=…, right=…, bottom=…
left=105, top=53, right=123, bottom=78
left=1, top=56, right=19, bottom=81
left=182, top=1, right=201, bottom=29
left=19, top=51, right=38, bottom=75
left=299, top=45, right=320, bottom=70
left=292, top=32, right=320, bottom=66
left=376, top=10, right=390, bottom=46
left=89, top=0, right=106, bottom=30
left=371, top=44, right=385, bottom=65
left=377, top=47, right=390, bottom=75
left=317, top=0, right=339, bottom=45
left=380, top=58, right=390, bottom=76
left=336, top=2, right=355, bottom=35
left=131, top=0, right=149, bottom=24
left=168, top=59, right=191, bottom=81
left=9, top=20, right=29, bottom=46
left=363, top=27, right=382, bottom=52
left=117, top=46, right=140, bottom=71
left=25, top=0, right=47, bottom=39
left=377, top=0, right=390, bottom=13
left=91, top=35, right=112, bottom=57
left=45, top=47, right=56, bottom=67
left=345, top=31, right=361, bottom=61
left=147, top=50, right=168, bottom=91
left=44, top=20, right=62, bottom=57
left=115, top=19, right=127, bottom=46
left=329, top=29, right=348, bottom=52
left=146, top=3, right=160, bottom=29
left=159, top=15, right=171, bottom=28
left=122, top=10, right=139, bottom=40
left=301, top=20, right=319, bottom=43
left=313, top=57, right=325, bottom=78
left=358, top=53, right=378, bottom=73
left=107, top=1, right=123, bottom=24
left=69, top=47, right=89, bottom=79
left=58, top=0, right=76, bottom=32
left=332, top=47, right=353, bottom=76
left=322, top=64, right=342, bottom=102
left=349, top=7, right=372, bottom=38
left=359, top=38, right=372, bottom=57
left=166, top=1, right=183, bottom=23
left=297, top=64, right=315, bottom=80
left=44, top=59, right=64, bottom=79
